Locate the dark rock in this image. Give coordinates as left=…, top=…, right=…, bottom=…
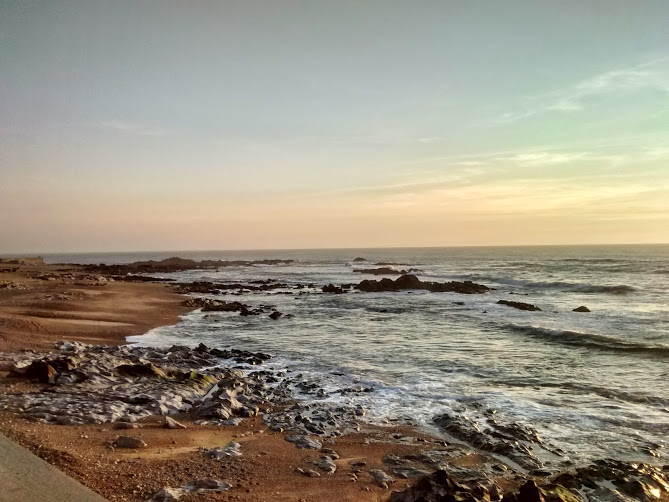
left=353, top=257, right=367, bottom=262
left=353, top=267, right=424, bottom=275
left=269, top=311, right=283, bottom=320
left=357, top=274, right=489, bottom=294
left=322, top=284, right=346, bottom=294
left=83, top=257, right=294, bottom=274
left=497, top=300, right=542, bottom=311
left=572, top=306, right=590, bottom=312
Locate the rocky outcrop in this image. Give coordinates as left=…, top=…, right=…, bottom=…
left=322, top=284, right=346, bottom=294
left=497, top=300, right=542, bottom=311
left=82, top=257, right=294, bottom=274
left=357, top=275, right=489, bottom=294
left=433, top=412, right=544, bottom=470
left=389, top=460, right=669, bottom=502
left=353, top=267, right=423, bottom=275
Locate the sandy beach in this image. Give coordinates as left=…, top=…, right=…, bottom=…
left=0, top=258, right=666, bottom=502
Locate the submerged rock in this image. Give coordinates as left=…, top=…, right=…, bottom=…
left=572, top=306, right=590, bottom=312
left=497, top=299, right=542, bottom=311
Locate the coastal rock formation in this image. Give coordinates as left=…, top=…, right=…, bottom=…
left=389, top=460, right=669, bottom=502
left=497, top=299, right=542, bottom=311
left=353, top=257, right=367, bottom=262
left=357, top=274, right=489, bottom=294
left=322, top=284, right=346, bottom=294
left=0, top=342, right=270, bottom=424
left=82, top=257, right=294, bottom=274
left=572, top=306, right=590, bottom=312
left=353, top=267, right=423, bottom=275
left=433, top=412, right=544, bottom=470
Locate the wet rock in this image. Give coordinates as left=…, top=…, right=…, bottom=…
left=572, top=306, right=590, bottom=312
left=322, top=284, right=346, bottom=294
left=357, top=274, right=489, bottom=294
left=353, top=257, right=367, bottom=262
left=369, top=469, right=395, bottom=488
left=285, top=434, right=322, bottom=449
left=114, top=436, right=147, bottom=448
left=353, top=267, right=423, bottom=275
left=164, top=417, right=187, bottom=429
left=497, top=300, right=542, bottom=311
left=389, top=469, right=486, bottom=501
left=269, top=311, right=283, bottom=320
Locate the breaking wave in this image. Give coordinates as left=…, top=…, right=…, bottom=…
left=506, top=324, right=669, bottom=357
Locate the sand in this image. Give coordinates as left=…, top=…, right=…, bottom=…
left=0, top=262, right=189, bottom=352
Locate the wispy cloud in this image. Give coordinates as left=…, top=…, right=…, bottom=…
left=96, top=121, right=170, bottom=137
left=486, top=57, right=669, bottom=126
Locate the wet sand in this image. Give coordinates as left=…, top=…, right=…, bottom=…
left=0, top=262, right=189, bottom=352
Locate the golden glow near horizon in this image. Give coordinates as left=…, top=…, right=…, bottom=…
left=1, top=2, right=668, bottom=252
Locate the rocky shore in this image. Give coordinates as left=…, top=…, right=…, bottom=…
left=0, top=259, right=667, bottom=501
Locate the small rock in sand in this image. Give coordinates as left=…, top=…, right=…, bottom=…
left=369, top=469, right=395, bottom=488
left=164, top=416, right=187, bottom=429
left=296, top=468, right=321, bottom=478
left=313, top=456, right=337, bottom=473
left=285, top=434, right=322, bottom=449
left=203, top=441, right=242, bottom=459
left=115, top=436, right=147, bottom=448
left=112, top=422, right=141, bottom=430
left=151, top=487, right=184, bottom=501
left=183, top=479, right=231, bottom=492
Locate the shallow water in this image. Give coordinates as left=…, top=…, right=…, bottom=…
left=48, top=245, right=669, bottom=468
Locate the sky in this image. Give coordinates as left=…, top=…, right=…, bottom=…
left=1, top=0, right=668, bottom=253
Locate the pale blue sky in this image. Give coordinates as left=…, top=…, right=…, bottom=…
left=1, top=1, right=668, bottom=252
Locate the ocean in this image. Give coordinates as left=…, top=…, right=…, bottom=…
left=44, top=245, right=669, bottom=470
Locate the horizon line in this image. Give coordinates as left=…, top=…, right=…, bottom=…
left=2, top=242, right=668, bottom=257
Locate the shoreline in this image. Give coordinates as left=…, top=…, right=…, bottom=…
left=0, top=259, right=667, bottom=501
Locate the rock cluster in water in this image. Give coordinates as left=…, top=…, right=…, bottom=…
left=353, top=267, right=424, bottom=275
left=357, top=274, right=490, bottom=294
left=497, top=299, right=542, bottom=311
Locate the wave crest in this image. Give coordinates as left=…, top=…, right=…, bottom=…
left=506, top=324, right=669, bottom=357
